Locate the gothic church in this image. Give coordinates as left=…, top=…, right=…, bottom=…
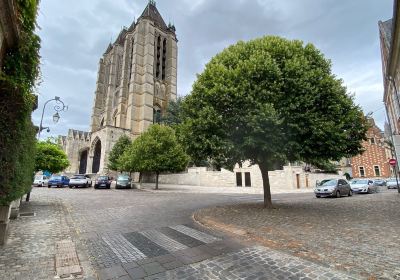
left=59, top=1, right=177, bottom=174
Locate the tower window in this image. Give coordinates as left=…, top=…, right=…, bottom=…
left=162, top=38, right=167, bottom=80
left=129, top=39, right=134, bottom=81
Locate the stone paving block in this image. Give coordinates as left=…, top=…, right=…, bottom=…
left=153, top=254, right=177, bottom=264
left=122, top=262, right=140, bottom=270
left=127, top=267, right=146, bottom=279
left=98, top=265, right=128, bottom=280
left=142, top=262, right=165, bottom=275
left=161, top=260, right=184, bottom=270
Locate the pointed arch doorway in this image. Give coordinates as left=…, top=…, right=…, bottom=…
left=92, top=140, right=101, bottom=173
left=79, top=149, right=88, bottom=174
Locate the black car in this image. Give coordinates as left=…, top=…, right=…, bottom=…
left=116, top=175, right=132, bottom=189
left=94, top=176, right=112, bottom=189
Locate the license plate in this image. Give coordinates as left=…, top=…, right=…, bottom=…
left=101, top=184, right=106, bottom=186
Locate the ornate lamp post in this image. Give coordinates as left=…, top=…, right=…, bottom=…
left=37, top=96, right=68, bottom=139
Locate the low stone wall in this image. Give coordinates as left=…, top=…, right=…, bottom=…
left=144, top=163, right=345, bottom=192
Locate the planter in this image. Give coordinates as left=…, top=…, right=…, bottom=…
left=10, top=199, right=21, bottom=220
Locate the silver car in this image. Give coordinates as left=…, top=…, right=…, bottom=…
left=314, top=179, right=353, bottom=198
left=350, top=179, right=377, bottom=194
left=387, top=178, right=399, bottom=189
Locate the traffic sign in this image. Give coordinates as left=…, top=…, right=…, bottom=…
left=389, top=159, right=397, bottom=166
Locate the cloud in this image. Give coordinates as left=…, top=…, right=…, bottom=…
left=33, top=0, right=394, bottom=139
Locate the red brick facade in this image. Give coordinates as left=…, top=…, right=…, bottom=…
left=351, top=121, right=391, bottom=178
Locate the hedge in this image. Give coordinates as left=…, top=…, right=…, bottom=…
left=0, top=0, right=41, bottom=205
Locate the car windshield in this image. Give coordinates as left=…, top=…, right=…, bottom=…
left=117, top=175, right=129, bottom=180
left=351, top=179, right=368, bottom=184
left=34, top=175, right=42, bottom=180
left=320, top=180, right=337, bottom=186
left=72, top=175, right=85, bottom=179
left=51, top=176, right=61, bottom=180
left=388, top=179, right=397, bottom=182
left=98, top=176, right=108, bottom=180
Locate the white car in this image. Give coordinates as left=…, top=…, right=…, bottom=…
left=350, top=179, right=377, bottom=194
left=69, top=175, right=92, bottom=188
left=33, top=175, right=49, bottom=187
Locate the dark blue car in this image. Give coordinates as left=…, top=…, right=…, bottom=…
left=48, top=175, right=70, bottom=188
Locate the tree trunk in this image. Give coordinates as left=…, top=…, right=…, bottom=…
left=259, top=164, right=273, bottom=208
left=155, top=172, right=159, bottom=190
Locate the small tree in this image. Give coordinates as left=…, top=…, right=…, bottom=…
left=120, top=124, right=189, bottom=189
left=35, top=141, right=69, bottom=174
left=108, top=135, right=132, bottom=172
left=181, top=36, right=368, bottom=208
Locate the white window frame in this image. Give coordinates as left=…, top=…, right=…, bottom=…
left=359, top=166, right=365, bottom=177
left=373, top=165, right=381, bottom=177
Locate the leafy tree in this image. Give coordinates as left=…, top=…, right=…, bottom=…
left=108, top=135, right=132, bottom=171
left=35, top=141, right=69, bottom=174
left=180, top=36, right=368, bottom=207
left=162, top=97, right=184, bottom=126
left=120, top=124, right=189, bottom=189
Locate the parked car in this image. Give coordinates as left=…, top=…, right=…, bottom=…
left=33, top=175, right=49, bottom=187
left=69, top=175, right=92, bottom=188
left=373, top=178, right=386, bottom=186
left=94, top=176, right=112, bottom=189
left=314, top=179, right=352, bottom=198
left=350, top=179, right=377, bottom=194
left=48, top=175, right=70, bottom=188
left=116, top=175, right=132, bottom=189
left=387, top=178, right=399, bottom=189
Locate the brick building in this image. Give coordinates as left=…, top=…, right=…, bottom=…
left=351, top=118, right=392, bottom=178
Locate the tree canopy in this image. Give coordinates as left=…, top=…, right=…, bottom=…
left=108, top=135, right=132, bottom=171
left=180, top=36, right=368, bottom=207
left=119, top=124, right=189, bottom=189
left=35, top=141, right=69, bottom=174
left=161, top=97, right=184, bottom=126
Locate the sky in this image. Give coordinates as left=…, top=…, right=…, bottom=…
left=32, top=0, right=394, bottom=138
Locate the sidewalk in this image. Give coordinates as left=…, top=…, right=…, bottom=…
left=141, top=183, right=314, bottom=194
left=0, top=193, right=96, bottom=280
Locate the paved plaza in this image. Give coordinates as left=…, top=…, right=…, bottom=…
left=0, top=187, right=398, bottom=279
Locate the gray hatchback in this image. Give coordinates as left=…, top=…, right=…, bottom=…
left=314, top=179, right=353, bottom=198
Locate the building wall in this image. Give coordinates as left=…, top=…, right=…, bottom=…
left=351, top=120, right=391, bottom=178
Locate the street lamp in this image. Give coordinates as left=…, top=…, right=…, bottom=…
left=37, top=96, right=68, bottom=139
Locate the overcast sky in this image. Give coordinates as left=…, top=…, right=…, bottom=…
left=33, top=0, right=394, bottom=138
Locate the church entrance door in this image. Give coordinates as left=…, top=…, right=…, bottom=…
left=92, top=140, right=101, bottom=173
left=79, top=150, right=88, bottom=174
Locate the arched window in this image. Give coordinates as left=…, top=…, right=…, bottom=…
left=113, top=110, right=118, bottom=127
left=156, top=36, right=161, bottom=79
left=100, top=118, right=105, bottom=127
left=153, top=105, right=161, bottom=124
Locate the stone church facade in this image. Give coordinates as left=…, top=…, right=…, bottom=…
left=59, top=1, right=177, bottom=175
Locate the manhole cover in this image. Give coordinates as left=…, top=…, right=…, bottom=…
left=19, top=212, right=36, bottom=217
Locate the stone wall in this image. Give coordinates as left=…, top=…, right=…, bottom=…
left=145, top=162, right=344, bottom=192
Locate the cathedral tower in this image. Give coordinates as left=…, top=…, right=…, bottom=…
left=61, top=1, right=177, bottom=174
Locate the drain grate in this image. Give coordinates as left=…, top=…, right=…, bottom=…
left=19, top=212, right=36, bottom=217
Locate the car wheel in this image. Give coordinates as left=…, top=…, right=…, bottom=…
left=348, top=190, right=353, bottom=197
left=69, top=185, right=73, bottom=189
left=48, top=185, right=51, bottom=188
left=336, top=191, right=341, bottom=198
left=367, top=187, right=372, bottom=194
left=315, top=195, right=320, bottom=198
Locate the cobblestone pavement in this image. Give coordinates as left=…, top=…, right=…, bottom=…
left=0, top=195, right=96, bottom=280
left=196, top=189, right=400, bottom=279
left=1, top=187, right=368, bottom=279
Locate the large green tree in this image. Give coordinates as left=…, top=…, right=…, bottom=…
left=108, top=135, right=132, bottom=171
left=35, top=141, right=69, bottom=174
left=181, top=36, right=368, bottom=207
left=162, top=97, right=184, bottom=126
left=119, top=124, right=189, bottom=189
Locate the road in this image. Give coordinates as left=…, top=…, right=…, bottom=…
left=1, top=186, right=376, bottom=280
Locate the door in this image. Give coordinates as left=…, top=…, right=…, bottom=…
left=236, top=172, right=242, bottom=187
left=244, top=172, right=251, bottom=187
